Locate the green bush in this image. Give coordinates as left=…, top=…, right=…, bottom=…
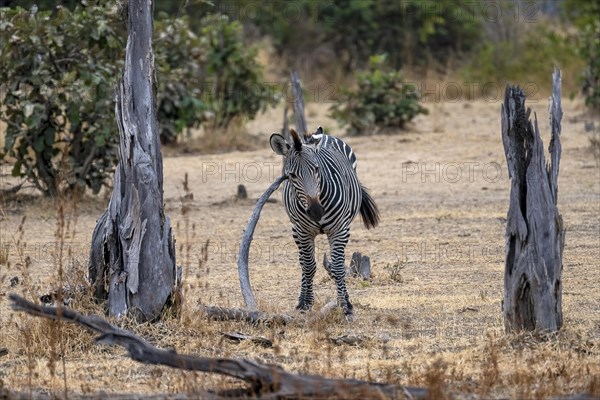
left=154, top=15, right=207, bottom=144
left=155, top=13, right=277, bottom=141
left=331, top=55, right=428, bottom=136
left=565, top=0, right=600, bottom=111
left=0, top=4, right=123, bottom=195
left=199, top=15, right=278, bottom=129
left=230, top=0, right=481, bottom=72
left=0, top=4, right=276, bottom=195
left=579, top=22, right=600, bottom=111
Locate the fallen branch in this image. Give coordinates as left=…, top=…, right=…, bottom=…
left=220, top=332, right=273, bottom=348
left=328, top=334, right=367, bottom=347
left=0, top=388, right=216, bottom=400
left=0, top=181, right=24, bottom=196
left=237, top=175, right=287, bottom=310
left=9, top=294, right=428, bottom=399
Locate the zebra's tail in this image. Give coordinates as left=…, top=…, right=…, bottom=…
left=359, top=185, right=380, bottom=229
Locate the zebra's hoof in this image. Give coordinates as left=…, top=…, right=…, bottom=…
left=296, top=302, right=313, bottom=312
left=344, top=311, right=354, bottom=323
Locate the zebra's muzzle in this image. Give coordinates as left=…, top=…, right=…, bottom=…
left=306, top=197, right=324, bottom=223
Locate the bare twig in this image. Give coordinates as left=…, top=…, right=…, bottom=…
left=220, top=332, right=273, bottom=348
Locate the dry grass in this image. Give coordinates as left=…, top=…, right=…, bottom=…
left=0, top=99, right=599, bottom=398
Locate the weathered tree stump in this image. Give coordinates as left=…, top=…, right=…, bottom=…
left=88, top=0, right=179, bottom=321
left=501, top=68, right=565, bottom=332
left=324, top=251, right=371, bottom=280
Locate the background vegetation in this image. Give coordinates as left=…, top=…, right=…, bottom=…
left=0, top=0, right=598, bottom=195
left=0, top=1, right=276, bottom=195
left=331, top=54, right=429, bottom=136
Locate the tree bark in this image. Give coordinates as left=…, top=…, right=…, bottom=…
left=290, top=70, right=308, bottom=135
left=501, top=68, right=565, bottom=332
left=88, top=0, right=179, bottom=322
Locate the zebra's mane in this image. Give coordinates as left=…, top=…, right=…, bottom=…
left=304, top=127, right=358, bottom=171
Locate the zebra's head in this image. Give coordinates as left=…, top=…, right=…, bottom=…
left=270, top=128, right=324, bottom=223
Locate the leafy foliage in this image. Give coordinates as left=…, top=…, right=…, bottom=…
left=229, top=0, right=481, bottom=72
left=154, top=15, right=207, bottom=144
left=331, top=55, right=428, bottom=136
left=0, top=3, right=276, bottom=195
left=199, top=15, right=278, bottom=129
left=0, top=4, right=123, bottom=195
left=564, top=0, right=600, bottom=111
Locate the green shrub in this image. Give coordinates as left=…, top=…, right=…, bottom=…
left=0, top=4, right=123, bottom=195
left=231, top=0, right=481, bottom=72
left=200, top=15, right=278, bottom=129
left=565, top=0, right=600, bottom=111
left=331, top=55, right=428, bottom=136
left=154, top=15, right=208, bottom=144
left=0, top=4, right=276, bottom=195
left=579, top=22, right=600, bottom=111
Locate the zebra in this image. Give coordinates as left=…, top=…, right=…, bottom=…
left=270, top=126, right=380, bottom=321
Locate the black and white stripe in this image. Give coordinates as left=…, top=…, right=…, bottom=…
left=270, top=127, right=379, bottom=321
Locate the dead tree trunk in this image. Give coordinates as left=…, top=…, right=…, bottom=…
left=501, top=68, right=565, bottom=332
left=88, top=0, right=179, bottom=322
left=290, top=70, right=308, bottom=135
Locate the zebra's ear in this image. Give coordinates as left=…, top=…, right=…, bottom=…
left=289, top=128, right=303, bottom=151
left=315, top=126, right=324, bottom=135
left=270, top=133, right=289, bottom=156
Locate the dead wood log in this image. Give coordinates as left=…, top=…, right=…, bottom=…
left=9, top=294, right=428, bottom=399
left=328, top=334, right=367, bottom=346
left=324, top=251, right=371, bottom=280
left=220, top=332, right=273, bottom=348
left=501, top=68, right=565, bottom=332
left=88, top=0, right=179, bottom=321
left=0, top=388, right=216, bottom=400
left=237, top=175, right=287, bottom=310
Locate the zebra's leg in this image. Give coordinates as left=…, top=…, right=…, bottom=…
left=292, top=227, right=317, bottom=311
left=328, top=229, right=353, bottom=321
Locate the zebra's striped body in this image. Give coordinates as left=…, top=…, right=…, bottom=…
left=308, top=131, right=357, bottom=170
left=270, top=127, right=379, bottom=320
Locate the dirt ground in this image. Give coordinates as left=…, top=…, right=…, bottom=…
left=0, top=98, right=599, bottom=398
